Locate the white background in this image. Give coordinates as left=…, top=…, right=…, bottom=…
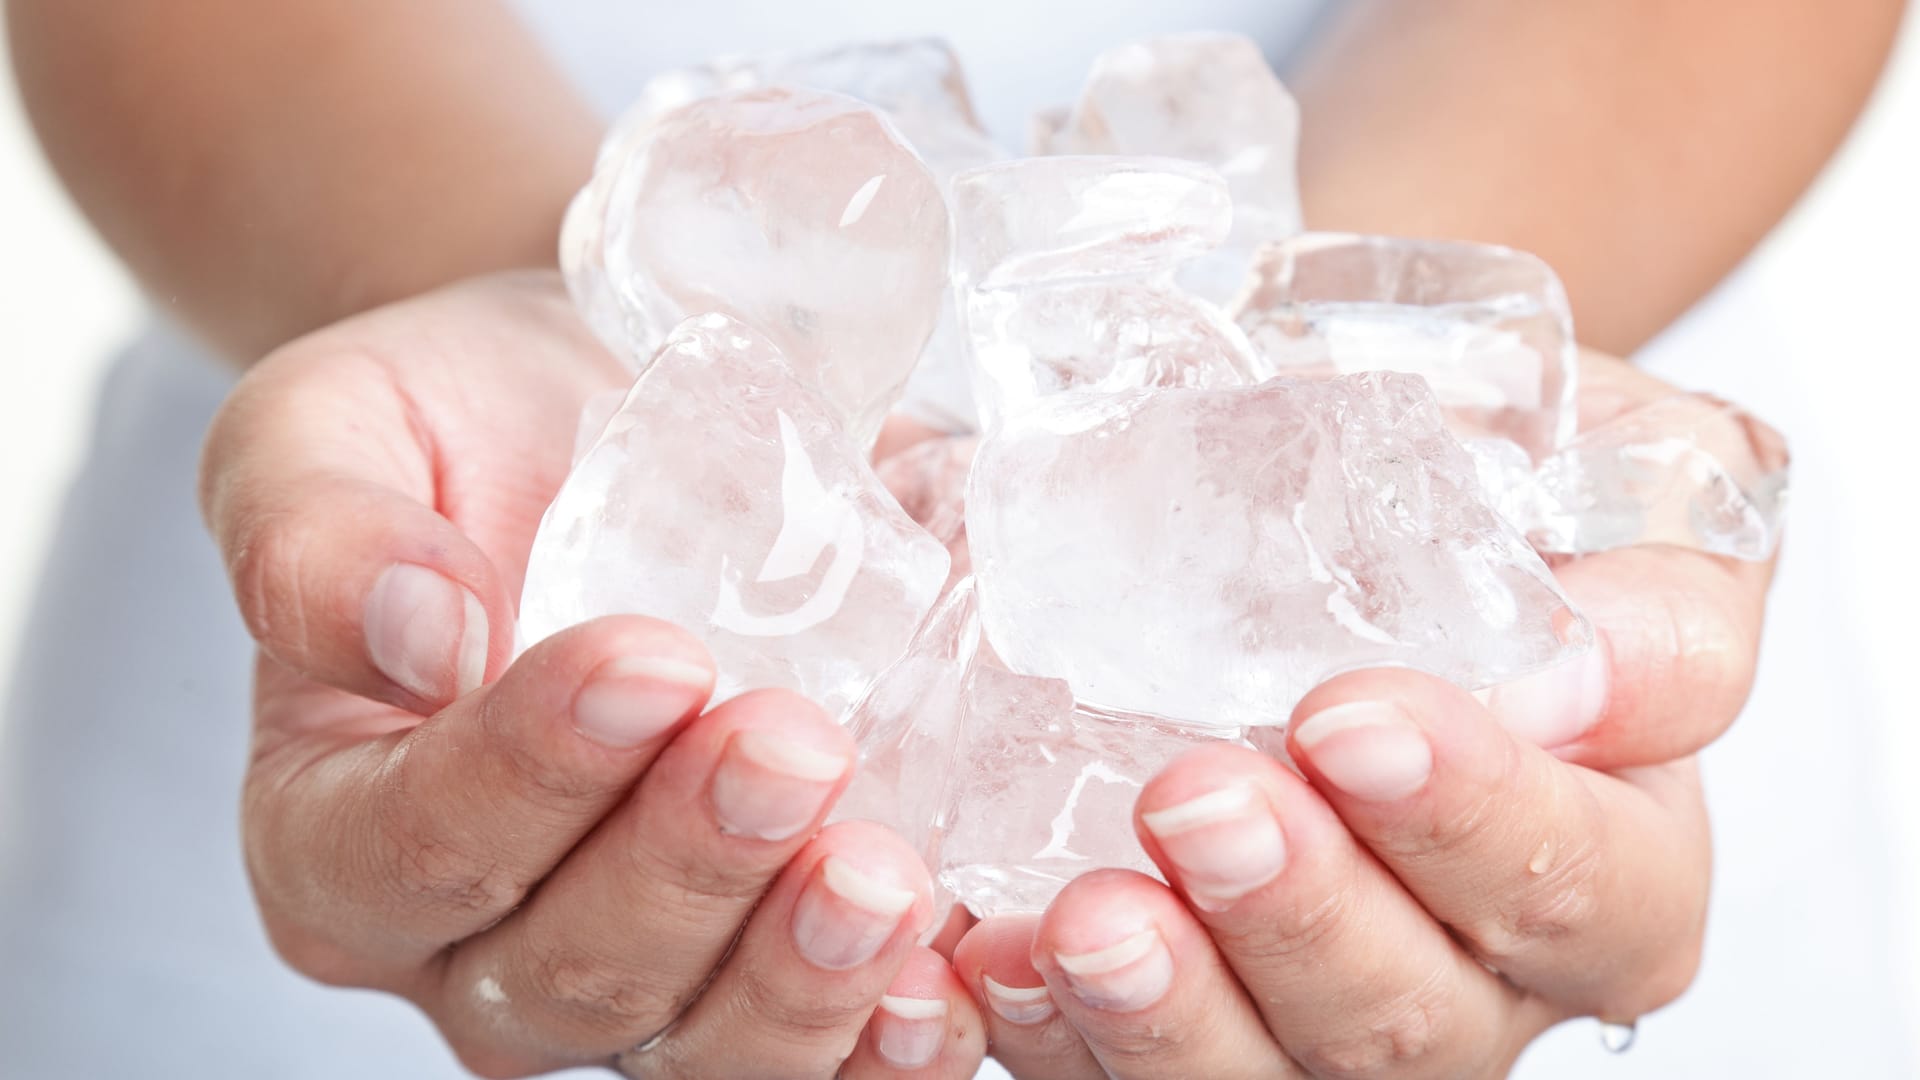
left=2, top=8, right=1917, bottom=1066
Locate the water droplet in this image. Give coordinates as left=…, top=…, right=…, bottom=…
left=1527, top=839, right=1554, bottom=875
left=1599, top=1019, right=1637, bottom=1053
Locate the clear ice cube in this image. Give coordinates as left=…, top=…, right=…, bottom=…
left=561, top=87, right=951, bottom=445
left=1234, top=233, right=1579, bottom=459
left=520, top=313, right=950, bottom=715
left=1525, top=393, right=1790, bottom=560
left=967, top=372, right=1591, bottom=729
left=951, top=157, right=1259, bottom=428
left=1040, top=33, right=1304, bottom=300
left=940, top=664, right=1246, bottom=917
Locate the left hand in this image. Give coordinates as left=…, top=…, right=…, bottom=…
left=949, top=351, right=1777, bottom=1077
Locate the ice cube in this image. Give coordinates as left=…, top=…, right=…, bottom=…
left=1041, top=33, right=1304, bottom=300
left=1234, top=233, right=1579, bottom=459
left=967, top=372, right=1591, bottom=729
left=940, top=665, right=1247, bottom=917
left=561, top=87, right=951, bottom=445
left=520, top=313, right=950, bottom=715
left=950, top=157, right=1259, bottom=428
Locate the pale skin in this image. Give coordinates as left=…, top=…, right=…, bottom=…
left=8, top=0, right=1904, bottom=1075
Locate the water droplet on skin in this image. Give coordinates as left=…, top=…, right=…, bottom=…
left=1599, top=1019, right=1637, bottom=1053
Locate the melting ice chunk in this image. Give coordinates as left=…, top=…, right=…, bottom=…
left=940, top=665, right=1247, bottom=917
left=835, top=580, right=982, bottom=865
left=1517, top=394, right=1789, bottom=560
left=952, top=157, right=1231, bottom=289
left=607, top=41, right=1007, bottom=435
left=634, top=38, right=1006, bottom=182
left=519, top=314, right=950, bottom=715
left=951, top=157, right=1259, bottom=428
left=967, top=372, right=1590, bottom=729
left=561, top=87, right=951, bottom=445
left=1038, top=33, right=1304, bottom=299
left=1234, top=233, right=1579, bottom=459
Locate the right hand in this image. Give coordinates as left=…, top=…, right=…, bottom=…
left=200, top=270, right=986, bottom=1077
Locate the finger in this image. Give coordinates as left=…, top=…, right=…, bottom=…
left=202, top=344, right=509, bottom=712
left=1135, top=743, right=1535, bottom=1079
left=637, top=821, right=935, bottom=1077
left=1290, top=668, right=1711, bottom=1018
left=1487, top=544, right=1770, bottom=768
left=951, top=915, right=1103, bottom=1080
left=1031, top=871, right=1295, bottom=1080
left=243, top=617, right=715, bottom=986
left=842, top=948, right=988, bottom=1078
left=435, top=689, right=859, bottom=1070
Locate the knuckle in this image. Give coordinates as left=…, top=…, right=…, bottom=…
left=373, top=789, right=525, bottom=919
left=489, top=718, right=614, bottom=806
left=1072, top=1004, right=1230, bottom=1072
left=641, top=842, right=778, bottom=912
left=1297, top=977, right=1454, bottom=1077
left=1077, top=1028, right=1175, bottom=1070
left=1376, top=741, right=1526, bottom=867
left=728, top=964, right=864, bottom=1061
left=524, top=947, right=670, bottom=1036
left=1469, top=835, right=1607, bottom=967
left=1218, top=882, right=1358, bottom=966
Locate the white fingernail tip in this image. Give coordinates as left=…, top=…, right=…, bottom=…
left=1292, top=700, right=1408, bottom=750
left=455, top=587, right=489, bottom=696
left=1140, top=783, right=1260, bottom=837
left=601, top=654, right=715, bottom=689
left=982, top=976, right=1056, bottom=1025
left=821, top=856, right=918, bottom=918
left=735, top=730, right=850, bottom=782
left=1055, top=929, right=1174, bottom=1013
left=1055, top=928, right=1159, bottom=976
left=879, top=995, right=950, bottom=1021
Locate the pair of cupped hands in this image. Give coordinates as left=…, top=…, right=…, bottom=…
left=201, top=271, right=1774, bottom=1079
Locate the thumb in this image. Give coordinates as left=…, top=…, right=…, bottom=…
left=1487, top=544, right=1770, bottom=768
left=200, top=340, right=512, bottom=712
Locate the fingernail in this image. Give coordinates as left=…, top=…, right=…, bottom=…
left=1140, top=783, right=1286, bottom=910
left=572, top=655, right=713, bottom=749
left=1487, top=640, right=1611, bottom=749
left=1054, top=927, right=1173, bottom=1013
left=791, top=855, right=917, bottom=970
left=710, top=730, right=849, bottom=840
left=366, top=563, right=489, bottom=703
left=1293, top=701, right=1432, bottom=802
left=981, top=975, right=1055, bottom=1025
left=874, top=995, right=948, bottom=1069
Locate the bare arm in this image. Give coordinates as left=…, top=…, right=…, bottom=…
left=7, top=0, right=600, bottom=362
left=1291, top=0, right=1907, bottom=354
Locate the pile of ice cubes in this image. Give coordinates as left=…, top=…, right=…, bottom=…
left=519, top=34, right=1789, bottom=920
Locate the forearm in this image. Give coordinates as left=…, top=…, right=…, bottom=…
left=1290, top=0, right=1906, bottom=354
left=8, top=0, right=601, bottom=362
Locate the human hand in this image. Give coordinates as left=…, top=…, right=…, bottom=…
left=952, top=350, right=1775, bottom=1077
left=200, top=271, right=986, bottom=1077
